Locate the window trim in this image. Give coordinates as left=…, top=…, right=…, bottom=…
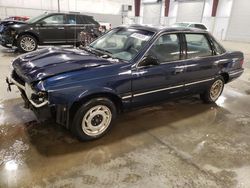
left=207, top=34, right=226, bottom=55
left=134, top=31, right=227, bottom=69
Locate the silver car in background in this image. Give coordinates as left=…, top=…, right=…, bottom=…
left=172, top=22, right=208, bottom=31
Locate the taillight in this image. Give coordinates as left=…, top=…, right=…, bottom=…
left=240, top=59, right=244, bottom=67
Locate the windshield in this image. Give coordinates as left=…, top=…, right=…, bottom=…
left=89, top=28, right=154, bottom=61
left=26, top=13, right=47, bottom=24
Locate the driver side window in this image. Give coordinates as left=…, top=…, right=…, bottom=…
left=147, top=34, right=180, bottom=63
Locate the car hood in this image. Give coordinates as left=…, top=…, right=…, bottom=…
left=12, top=47, right=116, bottom=83
left=1, top=20, right=26, bottom=26
left=0, top=21, right=26, bottom=33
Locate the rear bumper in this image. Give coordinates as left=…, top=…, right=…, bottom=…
left=228, top=69, right=244, bottom=82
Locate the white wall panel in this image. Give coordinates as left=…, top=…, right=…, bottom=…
left=142, top=3, right=162, bottom=25
left=176, top=1, right=205, bottom=22
left=0, top=0, right=133, bottom=16
left=216, top=0, right=233, bottom=17
left=213, top=17, right=230, bottom=40
left=226, top=0, right=250, bottom=42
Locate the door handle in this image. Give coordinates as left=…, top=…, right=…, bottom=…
left=175, top=67, right=184, bottom=74
left=57, top=27, right=65, bottom=30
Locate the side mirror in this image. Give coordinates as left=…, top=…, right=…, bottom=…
left=35, top=23, right=42, bottom=27
left=36, top=21, right=45, bottom=27
left=139, top=55, right=159, bottom=67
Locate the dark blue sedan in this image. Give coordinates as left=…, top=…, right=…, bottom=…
left=7, top=25, right=244, bottom=140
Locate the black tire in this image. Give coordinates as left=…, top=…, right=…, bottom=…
left=200, top=76, right=224, bottom=104
left=71, top=97, right=117, bottom=141
left=17, top=34, right=37, bottom=53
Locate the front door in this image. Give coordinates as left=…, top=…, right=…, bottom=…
left=131, top=33, right=187, bottom=106
left=37, top=14, right=66, bottom=43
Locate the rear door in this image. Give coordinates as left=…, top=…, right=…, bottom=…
left=65, top=14, right=85, bottom=43
left=131, top=33, right=187, bottom=106
left=37, top=14, right=66, bottom=43
left=181, top=33, right=220, bottom=90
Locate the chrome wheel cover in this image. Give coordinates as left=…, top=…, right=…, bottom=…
left=210, top=80, right=223, bottom=101
left=20, top=36, right=36, bottom=52
left=82, top=105, right=112, bottom=136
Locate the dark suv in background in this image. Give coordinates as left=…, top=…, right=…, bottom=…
left=0, top=12, right=101, bottom=52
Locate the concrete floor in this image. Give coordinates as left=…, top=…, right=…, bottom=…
left=0, top=42, right=250, bottom=188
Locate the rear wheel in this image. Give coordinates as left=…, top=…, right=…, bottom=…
left=71, top=98, right=117, bottom=141
left=200, top=76, right=224, bottom=103
left=17, top=34, right=37, bottom=53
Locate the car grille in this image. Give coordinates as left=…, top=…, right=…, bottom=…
left=11, top=70, right=25, bottom=87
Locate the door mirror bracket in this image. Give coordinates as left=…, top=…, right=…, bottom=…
left=138, top=55, right=159, bottom=67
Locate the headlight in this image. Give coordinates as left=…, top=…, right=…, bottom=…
left=25, top=83, right=48, bottom=102
left=25, top=83, right=33, bottom=99
left=10, top=30, right=16, bottom=36
left=36, top=80, right=46, bottom=91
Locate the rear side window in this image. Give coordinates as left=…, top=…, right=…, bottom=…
left=67, top=15, right=76, bottom=24
left=185, top=34, right=212, bottom=58
left=194, top=24, right=207, bottom=30
left=67, top=15, right=86, bottom=24
left=210, top=36, right=226, bottom=55
left=148, top=34, right=180, bottom=63
left=77, top=15, right=86, bottom=24
left=83, top=16, right=99, bottom=25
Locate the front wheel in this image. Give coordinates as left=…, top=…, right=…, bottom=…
left=17, top=34, right=37, bottom=53
left=71, top=98, right=117, bottom=141
left=200, top=76, right=224, bottom=103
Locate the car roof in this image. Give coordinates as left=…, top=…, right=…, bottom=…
left=47, top=12, right=91, bottom=17
left=174, top=22, right=206, bottom=25
left=119, top=24, right=208, bottom=34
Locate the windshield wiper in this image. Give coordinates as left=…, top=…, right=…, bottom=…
left=82, top=46, right=98, bottom=55
left=92, top=47, right=112, bottom=56
left=84, top=46, right=122, bottom=62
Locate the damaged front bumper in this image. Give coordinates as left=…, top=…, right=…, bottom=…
left=6, top=74, right=69, bottom=126
left=6, top=76, right=49, bottom=108
left=0, top=33, right=14, bottom=48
